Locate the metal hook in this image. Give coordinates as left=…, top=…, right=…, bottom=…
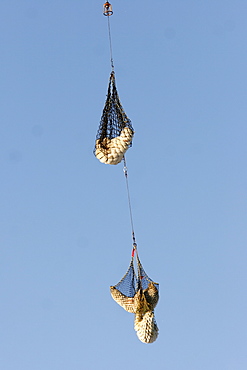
left=103, top=2, right=113, bottom=16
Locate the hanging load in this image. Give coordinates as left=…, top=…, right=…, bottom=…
left=95, top=2, right=160, bottom=344
left=94, top=72, right=134, bottom=165
left=110, top=248, right=159, bottom=343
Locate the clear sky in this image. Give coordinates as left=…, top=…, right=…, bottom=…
left=1, top=1, right=247, bottom=369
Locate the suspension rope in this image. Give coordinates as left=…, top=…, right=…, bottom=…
left=123, top=156, right=137, bottom=254
left=103, top=3, right=136, bottom=256
left=107, top=16, right=115, bottom=71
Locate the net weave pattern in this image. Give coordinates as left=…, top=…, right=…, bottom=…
left=94, top=72, right=134, bottom=165
left=110, top=254, right=159, bottom=343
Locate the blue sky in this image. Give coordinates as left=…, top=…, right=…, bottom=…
left=1, top=1, right=247, bottom=369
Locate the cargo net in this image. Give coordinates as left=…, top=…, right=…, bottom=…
left=110, top=253, right=159, bottom=344
left=94, top=72, right=134, bottom=165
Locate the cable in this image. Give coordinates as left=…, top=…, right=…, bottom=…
left=107, top=15, right=114, bottom=71
left=104, top=4, right=136, bottom=255
left=123, top=156, right=137, bottom=251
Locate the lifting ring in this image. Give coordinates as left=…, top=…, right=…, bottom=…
left=103, top=2, right=113, bottom=16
